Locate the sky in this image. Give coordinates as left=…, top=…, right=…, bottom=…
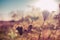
left=0, top=0, right=58, bottom=20
left=0, top=0, right=36, bottom=20
left=0, top=0, right=35, bottom=14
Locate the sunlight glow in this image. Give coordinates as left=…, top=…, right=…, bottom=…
left=33, top=0, right=58, bottom=12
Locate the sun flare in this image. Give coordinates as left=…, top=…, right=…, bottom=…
left=33, top=0, right=58, bottom=12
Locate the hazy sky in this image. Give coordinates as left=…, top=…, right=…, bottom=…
left=0, top=0, right=58, bottom=14
left=0, top=0, right=35, bottom=14
left=0, top=0, right=36, bottom=20
left=0, top=0, right=58, bottom=20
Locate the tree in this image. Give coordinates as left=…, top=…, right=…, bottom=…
left=9, top=10, right=24, bottom=21
left=54, top=13, right=60, bottom=26
left=42, top=10, right=50, bottom=21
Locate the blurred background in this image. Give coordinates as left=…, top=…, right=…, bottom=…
left=0, top=0, right=60, bottom=40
